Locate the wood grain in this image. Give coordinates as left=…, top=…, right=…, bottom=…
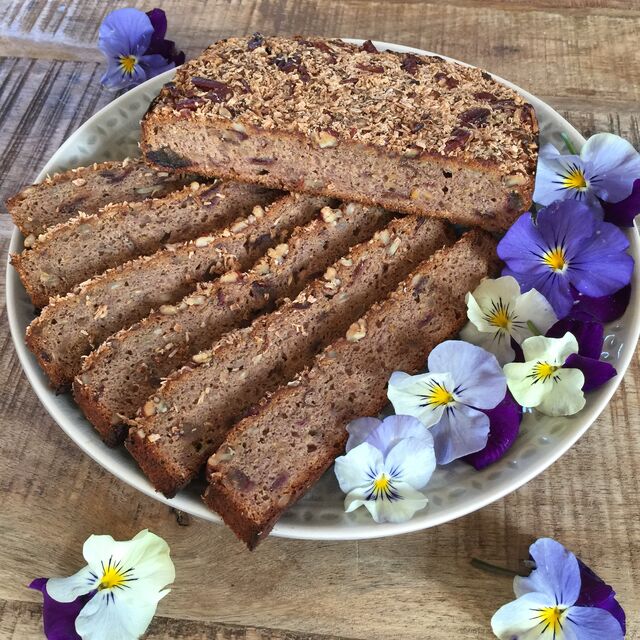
left=0, top=1, right=639, bottom=639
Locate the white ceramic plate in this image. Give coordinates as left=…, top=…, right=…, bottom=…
left=7, top=40, right=640, bottom=541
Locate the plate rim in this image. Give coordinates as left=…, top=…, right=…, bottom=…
left=7, top=39, right=640, bottom=541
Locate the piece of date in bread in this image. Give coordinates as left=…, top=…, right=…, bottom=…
left=204, top=230, right=499, bottom=548
left=12, top=180, right=280, bottom=308
left=141, top=35, right=538, bottom=232
left=6, top=157, right=190, bottom=238
left=76, top=201, right=390, bottom=445
left=29, top=194, right=328, bottom=391
left=127, top=215, right=451, bottom=496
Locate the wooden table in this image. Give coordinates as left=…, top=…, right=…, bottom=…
left=1, top=1, right=638, bottom=638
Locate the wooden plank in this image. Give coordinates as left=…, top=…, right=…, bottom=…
left=0, top=0, right=639, bottom=111
left=0, top=600, right=348, bottom=640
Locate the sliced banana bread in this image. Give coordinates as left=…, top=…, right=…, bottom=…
left=6, top=157, right=190, bottom=238
left=76, top=202, right=392, bottom=446
left=28, top=194, right=328, bottom=391
left=127, top=215, right=452, bottom=496
left=141, top=35, right=538, bottom=232
left=12, top=181, right=280, bottom=307
left=204, top=231, right=498, bottom=548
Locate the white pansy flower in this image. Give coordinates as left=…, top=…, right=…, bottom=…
left=334, top=415, right=436, bottom=523
left=460, top=276, right=558, bottom=365
left=503, top=332, right=586, bottom=416
left=46, top=530, right=174, bottom=640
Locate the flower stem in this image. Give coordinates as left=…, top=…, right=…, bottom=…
left=560, top=132, right=578, bottom=155
left=470, top=558, right=528, bottom=577
left=527, top=320, right=542, bottom=336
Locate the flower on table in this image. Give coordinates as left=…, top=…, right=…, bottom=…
left=534, top=132, right=640, bottom=215
left=491, top=537, right=625, bottom=639
left=460, top=275, right=557, bottom=365
left=30, top=530, right=174, bottom=640
left=504, top=332, right=586, bottom=416
left=334, top=415, right=436, bottom=523
left=497, top=200, right=634, bottom=319
left=99, top=8, right=185, bottom=91
left=387, top=341, right=506, bottom=464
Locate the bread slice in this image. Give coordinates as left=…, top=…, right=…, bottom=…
left=203, top=231, right=498, bottom=548
left=28, top=194, right=328, bottom=391
left=12, top=180, right=280, bottom=307
left=76, top=201, right=393, bottom=446
left=6, top=157, right=190, bottom=238
left=141, top=36, right=538, bottom=232
left=127, top=215, right=452, bottom=496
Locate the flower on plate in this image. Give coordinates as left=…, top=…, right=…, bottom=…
left=334, top=415, right=436, bottom=523
left=602, top=177, right=640, bottom=227
left=534, top=132, right=640, bottom=212
left=99, top=8, right=185, bottom=91
left=460, top=275, right=558, bottom=365
left=462, top=392, right=522, bottom=470
left=503, top=332, right=585, bottom=416
left=546, top=318, right=617, bottom=392
left=491, top=538, right=625, bottom=639
left=569, top=284, right=632, bottom=324
left=387, top=341, right=506, bottom=464
left=498, top=200, right=634, bottom=318
left=30, top=530, right=175, bottom=640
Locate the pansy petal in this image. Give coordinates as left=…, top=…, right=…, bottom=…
left=576, top=559, right=626, bottom=634
left=364, top=482, right=429, bottom=524
left=569, top=284, right=631, bottom=323
left=334, top=443, right=383, bottom=493
left=504, top=360, right=549, bottom=409
left=387, top=371, right=453, bottom=428
left=46, top=565, right=98, bottom=602
left=430, top=404, right=490, bottom=465
left=563, top=605, right=625, bottom=640
left=427, top=340, right=505, bottom=409
left=460, top=320, right=516, bottom=365
left=491, top=591, right=559, bottom=639
left=536, top=200, right=596, bottom=250
left=98, top=8, right=153, bottom=58
left=602, top=178, right=640, bottom=227
left=146, top=8, right=167, bottom=40
left=533, top=144, right=574, bottom=205
left=345, top=417, right=382, bottom=452
left=520, top=333, right=579, bottom=364
left=363, top=415, right=431, bottom=454
left=536, top=367, right=585, bottom=416
left=547, top=319, right=603, bottom=359
left=139, top=53, right=175, bottom=79
left=497, top=213, right=549, bottom=274
left=515, top=538, right=581, bottom=603
left=384, top=435, right=436, bottom=489
left=29, top=578, right=88, bottom=640
left=564, top=354, right=616, bottom=392
left=511, top=288, right=558, bottom=343
left=463, top=393, right=522, bottom=470
left=100, top=61, right=132, bottom=91
left=75, top=588, right=167, bottom=640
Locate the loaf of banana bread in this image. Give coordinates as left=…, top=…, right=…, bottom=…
left=6, top=157, right=190, bottom=238
left=141, top=35, right=538, bottom=232
left=12, top=181, right=280, bottom=307
left=28, top=194, right=327, bottom=390
left=128, top=214, right=451, bottom=496
left=204, top=230, right=498, bottom=547
left=75, top=201, right=391, bottom=445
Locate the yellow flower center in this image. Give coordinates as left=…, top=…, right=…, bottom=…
left=96, top=558, right=133, bottom=591
left=425, top=382, right=455, bottom=407
left=562, top=166, right=588, bottom=191
left=530, top=361, right=560, bottom=383
left=542, top=246, right=568, bottom=272
left=119, top=55, right=138, bottom=75
left=373, top=474, right=391, bottom=494
left=368, top=473, right=400, bottom=501
left=534, top=606, right=566, bottom=634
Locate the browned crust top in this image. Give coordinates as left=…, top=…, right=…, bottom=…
left=145, top=35, right=538, bottom=176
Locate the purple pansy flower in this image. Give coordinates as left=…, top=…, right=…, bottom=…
left=534, top=133, right=640, bottom=213
left=569, top=284, right=632, bottom=323
left=99, top=8, right=184, bottom=91
left=491, top=538, right=625, bottom=639
left=462, top=392, right=522, bottom=470
left=498, top=200, right=634, bottom=318
left=29, top=578, right=91, bottom=640
left=602, top=178, right=640, bottom=227
left=546, top=318, right=617, bottom=392
left=387, top=341, right=506, bottom=465
left=576, top=559, right=626, bottom=634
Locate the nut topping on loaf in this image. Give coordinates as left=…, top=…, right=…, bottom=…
left=142, top=36, right=538, bottom=231
left=204, top=231, right=499, bottom=548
